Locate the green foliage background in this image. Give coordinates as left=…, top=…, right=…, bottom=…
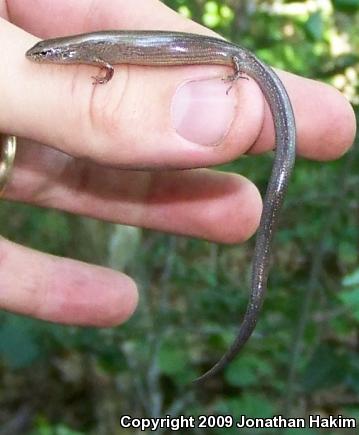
left=1, top=1, right=358, bottom=434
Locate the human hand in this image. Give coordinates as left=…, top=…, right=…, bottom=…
left=0, top=0, right=355, bottom=326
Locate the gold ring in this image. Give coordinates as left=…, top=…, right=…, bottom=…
left=0, top=135, right=16, bottom=196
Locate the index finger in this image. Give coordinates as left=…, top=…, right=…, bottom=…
left=5, top=0, right=357, bottom=162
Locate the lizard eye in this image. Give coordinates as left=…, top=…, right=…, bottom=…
left=39, top=48, right=63, bottom=59
left=40, top=49, right=50, bottom=57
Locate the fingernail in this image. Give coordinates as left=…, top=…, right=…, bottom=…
left=171, top=78, right=237, bottom=146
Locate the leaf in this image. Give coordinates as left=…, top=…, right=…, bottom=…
left=302, top=344, right=348, bottom=391
left=215, top=394, right=275, bottom=419
left=338, top=288, right=359, bottom=321
left=345, top=353, right=359, bottom=393
left=32, top=416, right=86, bottom=435
left=342, top=268, right=359, bottom=287
left=203, top=1, right=221, bottom=28
left=0, top=316, right=40, bottom=368
left=338, top=270, right=359, bottom=320
left=56, top=425, right=85, bottom=435
left=225, top=354, right=274, bottom=387
left=332, top=0, right=359, bottom=12
left=304, top=12, right=324, bottom=41
left=339, top=288, right=359, bottom=306
left=157, top=342, right=188, bottom=376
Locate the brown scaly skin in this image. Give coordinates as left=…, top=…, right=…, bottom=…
left=26, top=30, right=296, bottom=383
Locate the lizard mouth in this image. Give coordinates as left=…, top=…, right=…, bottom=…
left=26, top=44, right=46, bottom=62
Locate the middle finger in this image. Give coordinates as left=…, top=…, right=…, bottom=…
left=6, top=140, right=262, bottom=244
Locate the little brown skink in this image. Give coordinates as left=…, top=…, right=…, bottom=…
left=26, top=30, right=296, bottom=384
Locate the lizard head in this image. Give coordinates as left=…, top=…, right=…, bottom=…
left=26, top=39, right=77, bottom=63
